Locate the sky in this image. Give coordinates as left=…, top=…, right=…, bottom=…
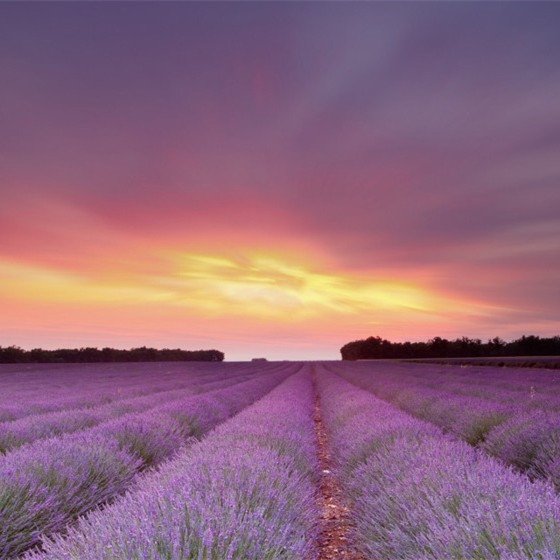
left=1, top=2, right=559, bottom=360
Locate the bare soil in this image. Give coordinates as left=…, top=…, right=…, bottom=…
left=312, top=370, right=366, bottom=560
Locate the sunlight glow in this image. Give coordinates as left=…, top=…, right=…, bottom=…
left=0, top=248, right=506, bottom=357
left=0, top=250, right=481, bottom=321
left=1, top=246, right=504, bottom=344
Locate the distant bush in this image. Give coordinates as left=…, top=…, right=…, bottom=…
left=340, top=334, right=560, bottom=360
left=0, top=345, right=224, bottom=363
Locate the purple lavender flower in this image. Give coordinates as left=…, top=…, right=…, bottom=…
left=26, top=368, right=317, bottom=560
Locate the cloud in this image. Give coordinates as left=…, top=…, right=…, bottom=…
left=0, top=2, right=559, bottom=356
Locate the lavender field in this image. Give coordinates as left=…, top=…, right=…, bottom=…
left=2, top=361, right=560, bottom=559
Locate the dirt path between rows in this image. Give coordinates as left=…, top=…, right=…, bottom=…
left=312, top=369, right=366, bottom=560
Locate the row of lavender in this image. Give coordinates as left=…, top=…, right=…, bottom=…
left=334, top=361, right=560, bottom=449
left=354, top=361, right=560, bottom=409
left=409, top=364, right=560, bottom=408
left=0, top=362, right=205, bottom=420
left=330, top=361, right=560, bottom=490
left=0, top=361, right=282, bottom=422
left=0, top=364, right=268, bottom=454
left=0, top=363, right=294, bottom=558
left=18, top=365, right=560, bottom=560
left=330, top=362, right=514, bottom=444
left=26, top=368, right=318, bottom=560
left=354, top=361, right=560, bottom=403
left=318, top=367, right=560, bottom=559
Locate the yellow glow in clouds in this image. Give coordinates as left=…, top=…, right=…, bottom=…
left=1, top=251, right=487, bottom=327
left=163, top=252, right=469, bottom=321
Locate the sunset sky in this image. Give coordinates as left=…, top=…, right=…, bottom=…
left=1, top=2, right=559, bottom=360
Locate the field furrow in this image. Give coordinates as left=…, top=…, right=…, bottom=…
left=311, top=367, right=365, bottom=560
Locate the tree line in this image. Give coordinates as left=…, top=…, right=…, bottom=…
left=340, top=335, right=560, bottom=361
left=0, top=346, right=225, bottom=363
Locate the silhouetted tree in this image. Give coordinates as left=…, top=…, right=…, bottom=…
left=0, top=345, right=224, bottom=363
left=340, top=335, right=560, bottom=361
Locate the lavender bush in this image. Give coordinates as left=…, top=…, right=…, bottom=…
left=331, top=362, right=560, bottom=477
left=318, top=367, right=560, bottom=559
left=0, top=367, right=258, bottom=454
left=26, top=369, right=318, bottom=560
left=0, top=367, right=290, bottom=558
left=0, top=361, right=276, bottom=422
